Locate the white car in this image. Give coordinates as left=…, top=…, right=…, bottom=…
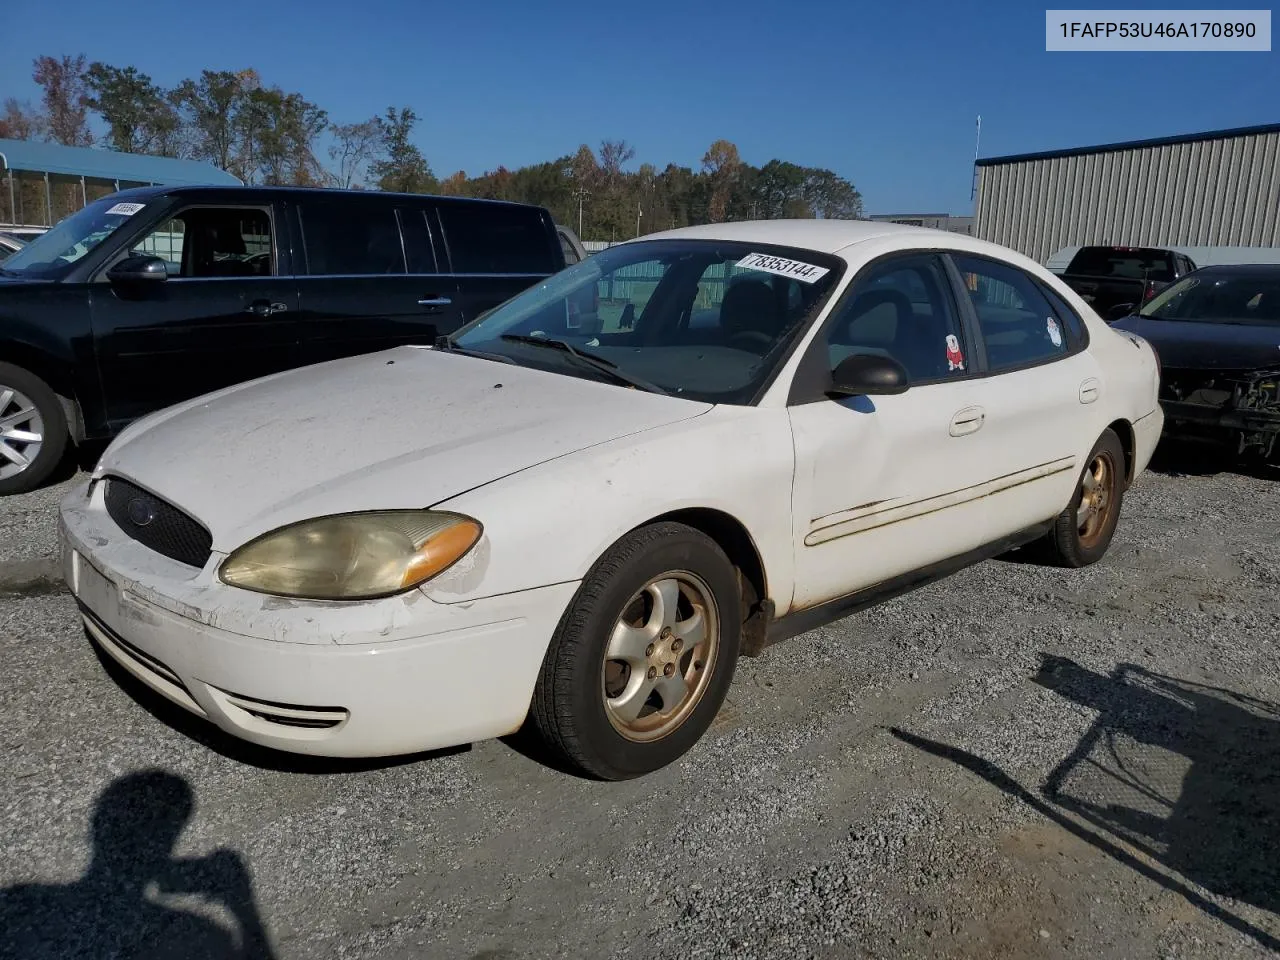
left=58, top=220, right=1163, bottom=780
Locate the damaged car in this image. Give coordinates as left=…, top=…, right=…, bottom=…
left=60, top=221, right=1163, bottom=780
left=1113, top=264, right=1280, bottom=462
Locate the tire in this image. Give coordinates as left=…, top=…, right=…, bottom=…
left=530, top=521, right=742, bottom=780
left=0, top=362, right=70, bottom=497
left=1035, top=428, right=1126, bottom=568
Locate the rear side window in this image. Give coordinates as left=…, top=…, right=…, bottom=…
left=439, top=203, right=556, bottom=274
left=1038, top=281, right=1088, bottom=346
left=953, top=254, right=1070, bottom=372
left=299, top=200, right=406, bottom=276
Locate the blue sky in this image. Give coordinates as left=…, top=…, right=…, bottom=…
left=1, top=0, right=1275, bottom=214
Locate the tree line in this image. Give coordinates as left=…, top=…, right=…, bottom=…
left=1, top=55, right=862, bottom=239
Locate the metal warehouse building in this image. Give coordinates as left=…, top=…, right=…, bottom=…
left=973, top=122, right=1280, bottom=264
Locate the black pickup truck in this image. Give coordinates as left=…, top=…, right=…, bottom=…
left=1059, top=245, right=1197, bottom=322
left=0, top=185, right=566, bottom=494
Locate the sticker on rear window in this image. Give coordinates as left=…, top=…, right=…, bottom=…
left=736, top=252, right=830, bottom=284
left=945, top=334, right=965, bottom=371
left=1046, top=316, right=1063, bottom=347
left=105, top=202, right=146, bottom=216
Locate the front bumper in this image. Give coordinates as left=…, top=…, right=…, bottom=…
left=59, top=480, right=579, bottom=758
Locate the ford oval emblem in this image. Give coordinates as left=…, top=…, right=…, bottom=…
left=127, top=498, right=156, bottom=527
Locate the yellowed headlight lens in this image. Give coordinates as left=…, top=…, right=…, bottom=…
left=219, top=511, right=482, bottom=600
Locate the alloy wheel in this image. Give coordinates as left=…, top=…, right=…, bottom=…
left=0, top=386, right=44, bottom=482
left=601, top=571, right=720, bottom=743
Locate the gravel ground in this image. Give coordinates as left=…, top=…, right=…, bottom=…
left=0, top=448, right=1277, bottom=960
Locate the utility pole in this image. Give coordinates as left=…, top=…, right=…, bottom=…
left=970, top=114, right=982, bottom=203
left=575, top=187, right=590, bottom=236
left=635, top=201, right=643, bottom=238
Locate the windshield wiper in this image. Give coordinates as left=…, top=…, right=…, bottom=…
left=434, top=334, right=515, bottom=363
left=499, top=334, right=668, bottom=395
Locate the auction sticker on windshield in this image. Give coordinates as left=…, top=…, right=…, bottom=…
left=736, top=252, right=830, bottom=283
left=105, top=202, right=146, bottom=216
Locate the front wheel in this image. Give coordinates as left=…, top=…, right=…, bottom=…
left=529, top=522, right=741, bottom=780
left=0, top=362, right=70, bottom=496
left=1036, top=428, right=1126, bottom=568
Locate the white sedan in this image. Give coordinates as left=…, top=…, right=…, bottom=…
left=58, top=220, right=1163, bottom=780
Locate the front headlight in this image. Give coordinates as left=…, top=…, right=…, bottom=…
left=219, top=511, right=482, bottom=600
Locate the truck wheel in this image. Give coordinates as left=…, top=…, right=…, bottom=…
left=1035, top=428, right=1126, bottom=568
left=0, top=362, right=70, bottom=496
left=529, top=522, right=741, bottom=780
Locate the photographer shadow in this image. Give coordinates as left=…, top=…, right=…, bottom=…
left=0, top=770, right=276, bottom=960
left=891, top=655, right=1280, bottom=952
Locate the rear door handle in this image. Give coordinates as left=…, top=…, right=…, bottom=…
left=417, top=296, right=452, bottom=307
left=1079, top=378, right=1101, bottom=404
left=245, top=300, right=288, bottom=317
left=949, top=405, right=985, bottom=437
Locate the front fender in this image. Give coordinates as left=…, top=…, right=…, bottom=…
left=421, top=406, right=798, bottom=610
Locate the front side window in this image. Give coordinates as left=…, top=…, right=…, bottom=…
left=0, top=195, right=151, bottom=279
left=824, top=255, right=968, bottom=383
left=1140, top=272, right=1280, bottom=325
left=131, top=207, right=273, bottom=278
left=300, top=200, right=405, bottom=276
left=451, top=239, right=844, bottom=404
left=954, top=255, right=1070, bottom=371
left=439, top=204, right=557, bottom=275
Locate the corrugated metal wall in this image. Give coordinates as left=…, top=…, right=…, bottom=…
left=974, top=128, right=1280, bottom=263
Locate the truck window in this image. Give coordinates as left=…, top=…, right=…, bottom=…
left=298, top=199, right=406, bottom=276
left=438, top=204, right=556, bottom=275
left=1066, top=247, right=1175, bottom=282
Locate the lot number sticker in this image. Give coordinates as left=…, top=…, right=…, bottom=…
left=105, top=202, right=146, bottom=216
left=736, top=253, right=830, bottom=284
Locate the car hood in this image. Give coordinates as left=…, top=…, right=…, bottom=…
left=98, top=347, right=712, bottom=552
left=1112, top=314, right=1280, bottom=372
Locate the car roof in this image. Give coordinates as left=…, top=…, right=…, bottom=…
left=623, top=218, right=1047, bottom=269
left=92, top=183, right=547, bottom=210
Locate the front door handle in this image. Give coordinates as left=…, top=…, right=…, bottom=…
left=949, top=405, right=985, bottom=437
left=1079, top=378, right=1101, bottom=404
left=245, top=300, right=288, bottom=317
left=417, top=296, right=453, bottom=308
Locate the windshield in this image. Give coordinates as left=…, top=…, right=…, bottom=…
left=0, top=196, right=152, bottom=279
left=451, top=238, right=845, bottom=404
left=1140, top=272, right=1280, bottom=326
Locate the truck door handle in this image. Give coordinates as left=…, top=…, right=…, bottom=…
left=245, top=300, right=288, bottom=317
left=1079, top=378, right=1101, bottom=404
left=417, top=296, right=452, bottom=307
left=949, top=405, right=985, bottom=437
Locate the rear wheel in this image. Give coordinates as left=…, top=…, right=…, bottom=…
left=529, top=522, right=741, bottom=780
left=0, top=362, right=69, bottom=496
left=1036, top=428, right=1126, bottom=567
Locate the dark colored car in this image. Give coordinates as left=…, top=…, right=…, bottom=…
left=1112, top=264, right=1280, bottom=461
left=0, top=185, right=566, bottom=494
left=1060, top=245, right=1197, bottom=322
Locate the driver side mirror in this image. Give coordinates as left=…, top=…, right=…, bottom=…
left=827, top=353, right=909, bottom=398
left=107, top=254, right=168, bottom=286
